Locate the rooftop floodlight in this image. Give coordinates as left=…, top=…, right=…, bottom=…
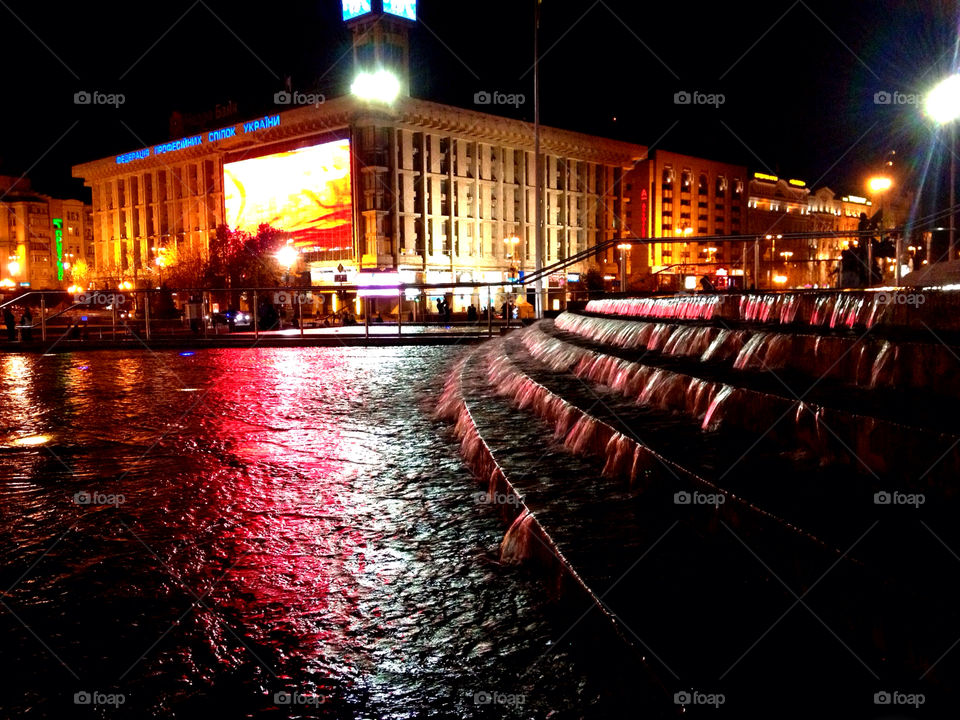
left=351, top=69, right=401, bottom=104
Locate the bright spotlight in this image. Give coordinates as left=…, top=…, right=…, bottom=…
left=926, top=74, right=960, bottom=125
left=275, top=244, right=299, bottom=269
left=351, top=70, right=401, bottom=103
left=868, top=176, right=892, bottom=193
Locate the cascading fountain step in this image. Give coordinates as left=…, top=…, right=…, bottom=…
left=504, top=324, right=960, bottom=610
left=550, top=314, right=960, bottom=438
left=449, top=339, right=928, bottom=715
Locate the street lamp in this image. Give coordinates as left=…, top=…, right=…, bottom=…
left=925, top=74, right=960, bottom=259
left=867, top=175, right=895, bottom=282
left=503, top=236, right=519, bottom=258
left=616, top=243, right=631, bottom=292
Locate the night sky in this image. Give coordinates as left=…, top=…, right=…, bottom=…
left=0, top=0, right=956, bottom=219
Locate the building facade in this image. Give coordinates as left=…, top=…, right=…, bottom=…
left=624, top=150, right=748, bottom=289
left=0, top=176, right=93, bottom=290
left=72, top=96, right=645, bottom=312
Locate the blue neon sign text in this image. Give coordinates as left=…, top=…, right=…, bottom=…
left=383, top=0, right=416, bottom=20
left=114, top=115, right=282, bottom=164
left=342, top=0, right=372, bottom=20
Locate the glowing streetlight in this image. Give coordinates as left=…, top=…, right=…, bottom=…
left=351, top=69, right=401, bottom=103
left=7, top=260, right=20, bottom=277
left=867, top=176, right=892, bottom=193
left=925, top=74, right=960, bottom=124
left=276, top=244, right=299, bottom=269
left=503, top=236, right=519, bottom=258
left=926, top=74, right=960, bottom=258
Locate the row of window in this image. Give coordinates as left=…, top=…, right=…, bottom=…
left=661, top=167, right=744, bottom=198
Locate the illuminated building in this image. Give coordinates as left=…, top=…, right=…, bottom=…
left=71, top=99, right=643, bottom=311
left=0, top=176, right=93, bottom=290
left=71, top=1, right=644, bottom=311
left=624, top=150, right=748, bottom=290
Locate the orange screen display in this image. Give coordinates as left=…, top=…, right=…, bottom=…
left=223, top=139, right=352, bottom=251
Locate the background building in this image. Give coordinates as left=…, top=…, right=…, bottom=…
left=624, top=150, right=748, bottom=290
left=0, top=176, right=93, bottom=290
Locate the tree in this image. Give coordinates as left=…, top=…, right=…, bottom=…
left=583, top=266, right=606, bottom=292
left=208, top=224, right=285, bottom=289
left=164, top=241, right=208, bottom=288
left=70, top=258, right=90, bottom=288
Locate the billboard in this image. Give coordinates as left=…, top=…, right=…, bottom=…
left=223, top=139, right=352, bottom=251
left=342, top=0, right=372, bottom=20
left=383, top=0, right=416, bottom=20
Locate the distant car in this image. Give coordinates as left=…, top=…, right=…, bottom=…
left=211, top=310, right=252, bottom=329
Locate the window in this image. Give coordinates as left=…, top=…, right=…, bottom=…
left=716, top=176, right=727, bottom=197
left=681, top=170, right=691, bottom=189
left=733, top=178, right=743, bottom=197
left=698, top=174, right=708, bottom=195
left=661, top=167, right=673, bottom=188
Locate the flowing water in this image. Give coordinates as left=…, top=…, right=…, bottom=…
left=0, top=348, right=638, bottom=719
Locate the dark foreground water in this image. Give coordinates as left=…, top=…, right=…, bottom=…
left=0, top=348, right=636, bottom=719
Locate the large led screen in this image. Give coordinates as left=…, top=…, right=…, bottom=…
left=342, top=0, right=372, bottom=21
left=383, top=0, right=416, bottom=20
left=223, top=139, right=352, bottom=251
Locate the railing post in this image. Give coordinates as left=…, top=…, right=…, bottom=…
left=144, top=291, right=151, bottom=340
left=112, top=302, right=117, bottom=340
left=753, top=239, right=760, bottom=291
left=364, top=296, right=370, bottom=341
left=253, top=290, right=259, bottom=339
left=398, top=288, right=402, bottom=337
left=299, top=291, right=304, bottom=338
left=40, top=294, right=46, bottom=342
left=487, top=285, right=493, bottom=338
left=203, top=292, right=208, bottom=338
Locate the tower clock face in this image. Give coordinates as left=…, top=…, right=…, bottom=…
left=342, top=0, right=372, bottom=21
left=383, top=0, right=416, bottom=20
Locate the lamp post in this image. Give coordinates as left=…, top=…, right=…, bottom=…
left=616, top=243, right=631, bottom=292
left=868, top=175, right=894, bottom=282
left=925, top=74, right=960, bottom=260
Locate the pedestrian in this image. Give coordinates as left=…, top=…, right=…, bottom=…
left=20, top=307, right=33, bottom=342
left=467, top=305, right=478, bottom=323
left=3, top=307, right=15, bottom=341
left=444, top=300, right=452, bottom=325
left=436, top=298, right=446, bottom=326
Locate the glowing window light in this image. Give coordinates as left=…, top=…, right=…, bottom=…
left=773, top=274, right=788, bottom=284
left=351, top=70, right=401, bottom=103
left=357, top=271, right=402, bottom=297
